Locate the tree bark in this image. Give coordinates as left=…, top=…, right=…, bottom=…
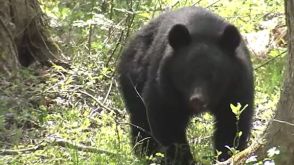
left=0, top=0, right=66, bottom=75
left=257, top=0, right=294, bottom=164
left=0, top=0, right=19, bottom=74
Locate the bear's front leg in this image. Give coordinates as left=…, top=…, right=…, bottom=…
left=145, top=91, right=194, bottom=165
left=213, top=107, right=237, bottom=161
left=164, top=142, right=194, bottom=165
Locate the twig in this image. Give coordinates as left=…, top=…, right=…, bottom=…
left=0, top=143, right=46, bottom=155
left=215, top=140, right=263, bottom=165
left=254, top=50, right=286, bottom=70
left=273, top=119, right=294, bottom=127
left=87, top=1, right=95, bottom=54
left=78, top=90, right=123, bottom=115
left=0, top=136, right=116, bottom=156
left=88, top=24, right=93, bottom=54
left=192, top=0, right=203, bottom=6
left=103, top=77, right=114, bottom=104
left=106, top=1, right=136, bottom=68
left=47, top=136, right=116, bottom=155
left=113, top=8, right=136, bottom=15
left=105, top=30, right=124, bottom=67
left=167, top=0, right=180, bottom=9
left=124, top=2, right=137, bottom=45
left=118, top=122, right=151, bottom=136
left=206, top=0, right=221, bottom=8
left=114, top=118, right=121, bottom=150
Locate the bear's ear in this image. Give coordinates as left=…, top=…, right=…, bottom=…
left=168, top=24, right=191, bottom=50
left=219, top=24, right=241, bottom=53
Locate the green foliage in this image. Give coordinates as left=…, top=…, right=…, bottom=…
left=255, top=49, right=286, bottom=94
left=0, top=0, right=285, bottom=164
left=187, top=113, right=215, bottom=163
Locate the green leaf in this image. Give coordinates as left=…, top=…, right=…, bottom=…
left=230, top=103, right=242, bottom=115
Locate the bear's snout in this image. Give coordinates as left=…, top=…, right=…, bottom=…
left=189, top=94, right=207, bottom=113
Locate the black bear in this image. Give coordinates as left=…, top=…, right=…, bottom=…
left=118, top=6, right=254, bottom=165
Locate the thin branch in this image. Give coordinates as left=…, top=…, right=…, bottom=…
left=78, top=90, right=123, bottom=115
left=103, top=77, right=114, bottom=104
left=0, top=143, right=46, bottom=155
left=273, top=119, right=294, bottom=127
left=118, top=122, right=151, bottom=136
left=192, top=0, right=203, bottom=6
left=87, top=1, right=95, bottom=54
left=215, top=139, right=263, bottom=165
left=88, top=24, right=93, bottom=54
left=254, top=50, right=286, bottom=70
left=206, top=0, right=222, bottom=8
left=47, top=136, right=116, bottom=155
left=105, top=30, right=124, bottom=67
left=0, top=136, right=116, bottom=156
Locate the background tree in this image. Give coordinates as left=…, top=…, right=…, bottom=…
left=256, top=0, right=294, bottom=164
left=0, top=0, right=65, bottom=75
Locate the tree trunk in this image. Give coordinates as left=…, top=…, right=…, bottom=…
left=0, top=0, right=66, bottom=75
left=257, top=0, right=294, bottom=164
left=0, top=0, right=19, bottom=74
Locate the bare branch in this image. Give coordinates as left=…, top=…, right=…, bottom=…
left=79, top=90, right=123, bottom=115
left=0, top=136, right=117, bottom=156
left=215, top=140, right=263, bottom=165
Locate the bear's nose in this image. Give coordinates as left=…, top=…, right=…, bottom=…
left=189, top=95, right=207, bottom=113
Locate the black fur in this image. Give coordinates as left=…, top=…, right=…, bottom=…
left=118, top=6, right=254, bottom=165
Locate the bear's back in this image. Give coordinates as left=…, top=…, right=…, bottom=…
left=152, top=7, right=227, bottom=41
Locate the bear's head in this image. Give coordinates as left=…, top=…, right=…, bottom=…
left=164, top=24, right=242, bottom=113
